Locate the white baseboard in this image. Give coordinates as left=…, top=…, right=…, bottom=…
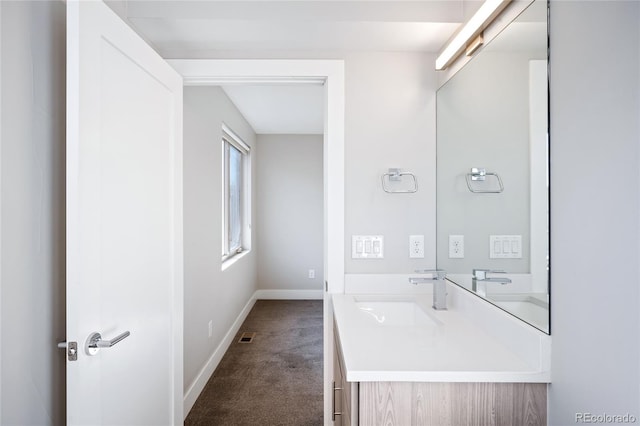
left=254, top=289, right=324, bottom=300
left=182, top=288, right=323, bottom=419
left=183, top=294, right=257, bottom=419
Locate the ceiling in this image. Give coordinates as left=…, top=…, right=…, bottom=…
left=115, top=1, right=463, bottom=57
left=108, top=0, right=466, bottom=134
left=221, top=84, right=324, bottom=134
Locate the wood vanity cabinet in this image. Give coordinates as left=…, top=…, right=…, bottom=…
left=333, top=325, right=358, bottom=426
left=332, top=322, right=547, bottom=426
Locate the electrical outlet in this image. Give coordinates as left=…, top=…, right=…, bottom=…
left=308, top=269, right=315, bottom=279
left=208, top=320, right=213, bottom=338
left=449, top=235, right=464, bottom=258
left=409, top=235, right=425, bottom=258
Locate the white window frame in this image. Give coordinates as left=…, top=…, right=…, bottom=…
left=221, top=123, right=251, bottom=264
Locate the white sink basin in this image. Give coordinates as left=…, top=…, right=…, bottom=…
left=354, top=298, right=441, bottom=326
left=332, top=288, right=551, bottom=383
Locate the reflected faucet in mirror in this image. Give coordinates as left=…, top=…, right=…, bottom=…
left=472, top=269, right=512, bottom=297
left=408, top=269, right=447, bottom=310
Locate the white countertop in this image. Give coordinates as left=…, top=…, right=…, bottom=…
left=332, top=291, right=551, bottom=383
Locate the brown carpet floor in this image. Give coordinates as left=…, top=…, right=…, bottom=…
left=185, top=300, right=324, bottom=426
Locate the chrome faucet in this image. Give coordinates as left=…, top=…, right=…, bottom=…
left=408, top=269, right=447, bottom=310
left=472, top=269, right=512, bottom=297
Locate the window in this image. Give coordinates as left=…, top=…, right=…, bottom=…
left=222, top=125, right=250, bottom=263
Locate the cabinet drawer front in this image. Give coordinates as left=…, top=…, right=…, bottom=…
left=359, top=382, right=546, bottom=426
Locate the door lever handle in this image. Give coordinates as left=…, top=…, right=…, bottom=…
left=86, top=331, right=130, bottom=355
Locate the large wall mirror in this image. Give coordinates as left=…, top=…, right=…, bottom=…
left=436, top=0, right=549, bottom=333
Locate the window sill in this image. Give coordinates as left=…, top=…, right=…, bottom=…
left=221, top=250, right=250, bottom=272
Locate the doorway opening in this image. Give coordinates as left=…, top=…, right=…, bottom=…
left=172, top=60, right=345, bottom=424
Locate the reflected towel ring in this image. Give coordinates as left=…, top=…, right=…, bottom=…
left=381, top=168, right=418, bottom=193
left=465, top=168, right=504, bottom=193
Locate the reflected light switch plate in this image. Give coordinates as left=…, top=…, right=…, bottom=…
left=490, top=235, right=522, bottom=259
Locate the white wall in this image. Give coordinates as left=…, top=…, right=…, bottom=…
left=0, top=2, right=66, bottom=425
left=549, top=1, right=640, bottom=423
left=183, top=86, right=258, bottom=396
left=256, top=134, right=323, bottom=291
left=343, top=52, right=437, bottom=273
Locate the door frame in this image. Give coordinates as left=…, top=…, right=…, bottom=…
left=168, top=59, right=345, bottom=424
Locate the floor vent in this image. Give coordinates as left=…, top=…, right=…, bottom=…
left=238, top=332, right=256, bottom=344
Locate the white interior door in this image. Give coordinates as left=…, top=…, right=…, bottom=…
left=66, top=1, right=183, bottom=424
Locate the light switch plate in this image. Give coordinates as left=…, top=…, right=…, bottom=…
left=352, top=235, right=384, bottom=259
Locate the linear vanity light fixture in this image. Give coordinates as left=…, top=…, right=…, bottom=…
left=435, top=0, right=511, bottom=70
left=466, top=33, right=484, bottom=57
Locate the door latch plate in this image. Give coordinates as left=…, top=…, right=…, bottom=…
left=68, top=341, right=78, bottom=361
